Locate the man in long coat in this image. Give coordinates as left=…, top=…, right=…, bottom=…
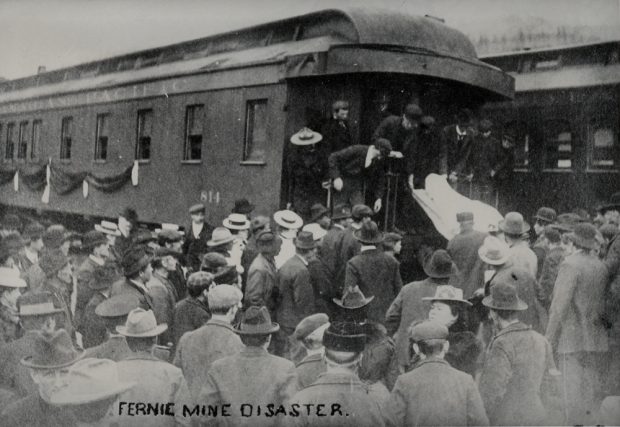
left=172, top=271, right=212, bottom=345
left=110, top=247, right=156, bottom=312
left=182, top=203, right=214, bottom=272
left=447, top=212, right=487, bottom=298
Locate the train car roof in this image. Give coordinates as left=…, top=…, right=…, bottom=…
left=0, top=7, right=513, bottom=103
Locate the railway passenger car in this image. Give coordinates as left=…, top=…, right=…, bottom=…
left=481, top=40, right=620, bottom=218
left=0, top=8, right=512, bottom=228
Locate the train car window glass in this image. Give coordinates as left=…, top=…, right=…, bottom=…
left=184, top=105, right=203, bottom=161
left=17, top=121, right=29, bottom=160
left=588, top=120, right=617, bottom=169
left=31, top=120, right=41, bottom=161
left=243, top=99, right=267, bottom=163
left=95, top=114, right=110, bottom=161
left=5, top=123, right=15, bottom=160
left=136, top=109, right=153, bottom=161
left=543, top=119, right=573, bottom=170
left=60, top=117, right=73, bottom=160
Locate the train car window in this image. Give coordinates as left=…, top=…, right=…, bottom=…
left=94, top=114, right=110, bottom=161
left=136, top=109, right=153, bottom=161
left=17, top=121, right=29, bottom=160
left=243, top=99, right=267, bottom=163
left=5, top=123, right=15, bottom=161
left=60, top=117, right=73, bottom=160
left=31, top=120, right=41, bottom=161
left=503, top=120, right=530, bottom=169
left=543, top=119, right=573, bottom=170
left=184, top=105, right=204, bottom=161
left=588, top=119, right=617, bottom=170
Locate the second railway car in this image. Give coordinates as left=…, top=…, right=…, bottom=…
left=0, top=8, right=513, bottom=227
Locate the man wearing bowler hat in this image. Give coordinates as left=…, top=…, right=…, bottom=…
left=232, top=198, right=255, bottom=219
left=182, top=203, right=214, bottom=272
left=499, top=212, right=538, bottom=278
left=479, top=279, right=559, bottom=426
left=345, top=221, right=402, bottom=325
left=199, top=306, right=298, bottom=427
left=110, top=247, right=156, bottom=312
left=115, top=308, right=192, bottom=427
left=288, top=321, right=387, bottom=427
left=386, top=249, right=456, bottom=371
left=339, top=204, right=373, bottom=273
left=275, top=231, right=317, bottom=358
left=388, top=320, right=489, bottom=427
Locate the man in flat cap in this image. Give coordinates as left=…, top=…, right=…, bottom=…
left=174, top=284, right=243, bottom=401
left=387, top=320, right=488, bottom=426
left=321, top=99, right=353, bottom=154
left=110, top=247, right=156, bottom=312
left=288, top=321, right=387, bottom=427
left=244, top=230, right=281, bottom=316
left=172, top=271, right=213, bottom=345
left=447, top=212, right=487, bottom=299
left=199, top=306, right=298, bottom=426
left=183, top=203, right=214, bottom=272
left=294, top=313, right=330, bottom=388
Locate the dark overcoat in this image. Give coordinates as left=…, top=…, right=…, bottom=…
left=321, top=117, right=353, bottom=154
left=328, top=145, right=386, bottom=200
left=447, top=229, right=487, bottom=298
left=182, top=222, right=214, bottom=272
left=295, top=352, right=326, bottom=390
left=172, top=296, right=210, bottom=345
left=110, top=277, right=155, bottom=312
left=244, top=253, right=279, bottom=313
left=276, top=255, right=316, bottom=331
left=77, top=290, right=107, bottom=349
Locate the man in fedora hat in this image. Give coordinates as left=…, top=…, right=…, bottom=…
left=321, top=100, right=353, bottom=154
left=174, top=284, right=243, bottom=401
left=387, top=320, right=489, bottom=427
left=499, top=212, right=538, bottom=277
left=479, top=279, right=559, bottom=426
left=345, top=221, right=402, bottom=325
left=199, top=306, right=298, bottom=426
left=2, top=328, right=83, bottom=426
left=207, top=227, right=236, bottom=260
left=386, top=249, right=456, bottom=371
left=244, top=230, right=281, bottom=315
left=183, top=203, right=214, bottom=272
left=288, top=321, right=387, bottom=427
left=293, top=313, right=330, bottom=388
left=110, top=247, right=156, bottom=312
left=275, top=231, right=317, bottom=358
left=172, top=271, right=213, bottom=345
left=545, top=223, right=608, bottom=424
left=14, top=222, right=45, bottom=273
left=115, top=308, right=192, bottom=427
left=84, top=293, right=140, bottom=361
left=447, top=211, right=487, bottom=299
left=287, top=128, right=329, bottom=221
left=273, top=209, right=303, bottom=270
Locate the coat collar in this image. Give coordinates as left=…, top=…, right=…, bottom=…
left=122, top=350, right=161, bottom=362
left=493, top=321, right=530, bottom=340
left=240, top=346, right=269, bottom=357
left=416, top=356, right=451, bottom=368
left=206, top=318, right=234, bottom=331
left=297, top=352, right=324, bottom=366
left=313, top=371, right=364, bottom=386
left=185, top=296, right=209, bottom=311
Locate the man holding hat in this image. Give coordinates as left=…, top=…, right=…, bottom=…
left=275, top=231, right=317, bottom=358
left=183, top=203, right=214, bottom=272
left=174, top=284, right=243, bottom=401
left=172, top=271, right=213, bottom=345
left=294, top=313, right=330, bottom=388
left=479, top=279, right=558, bottom=426
left=345, top=221, right=402, bottom=325
left=287, top=321, right=387, bottom=427
left=447, top=211, right=487, bottom=299
left=387, top=320, right=489, bottom=427
left=116, top=308, right=192, bottom=427
left=245, top=230, right=281, bottom=314
left=273, top=209, right=303, bottom=269
left=545, top=222, right=608, bottom=424
left=110, top=247, right=156, bottom=312
left=199, top=306, right=298, bottom=426
left=499, top=212, right=538, bottom=278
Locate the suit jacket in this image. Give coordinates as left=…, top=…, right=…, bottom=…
left=385, top=277, right=448, bottom=367
left=77, top=291, right=107, bottom=349
left=447, top=229, right=487, bottom=298
left=1, top=394, right=77, bottom=427
left=545, top=252, right=608, bottom=354
left=173, top=296, right=210, bottom=346
left=409, top=127, right=447, bottom=181
left=508, top=240, right=538, bottom=278
left=328, top=145, right=386, bottom=199
left=319, top=225, right=346, bottom=279
left=182, top=222, right=214, bottom=272
left=469, top=135, right=501, bottom=184
left=244, top=253, right=279, bottom=313
left=110, top=277, right=155, bottom=312
left=287, top=372, right=387, bottom=427
left=147, top=272, right=176, bottom=345
left=307, top=256, right=336, bottom=315
left=345, top=249, right=402, bottom=324
left=479, top=322, right=557, bottom=426
left=339, top=225, right=361, bottom=268
left=536, top=247, right=565, bottom=310
left=372, top=115, right=416, bottom=154
left=199, top=346, right=298, bottom=427
left=276, top=255, right=316, bottom=330
left=321, top=117, right=353, bottom=154
left=443, top=124, right=475, bottom=175
left=173, top=319, right=243, bottom=401
left=84, top=334, right=132, bottom=362
left=295, top=352, right=326, bottom=390
left=388, top=357, right=489, bottom=427
left=75, top=256, right=100, bottom=326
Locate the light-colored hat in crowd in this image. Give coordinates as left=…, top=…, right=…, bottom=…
left=273, top=210, right=303, bottom=230
left=0, top=267, right=27, bottom=288
left=422, top=285, right=472, bottom=306
left=478, top=236, right=510, bottom=265
left=94, top=220, right=122, bottom=237
left=207, top=227, right=235, bottom=247
left=223, top=213, right=251, bottom=231
left=207, top=284, right=243, bottom=311
left=302, top=223, right=327, bottom=241
left=290, top=128, right=323, bottom=146
left=116, top=308, right=168, bottom=337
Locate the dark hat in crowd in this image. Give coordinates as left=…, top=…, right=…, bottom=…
left=411, top=320, right=449, bottom=342
left=207, top=227, right=235, bottom=247
left=201, top=252, right=228, bottom=272
left=43, top=225, right=67, bottom=250
left=483, top=276, right=528, bottom=311
left=132, top=229, right=157, bottom=246
left=423, top=250, right=455, bottom=279
left=232, top=198, right=255, bottom=215
left=255, top=230, right=281, bottom=247
left=351, top=204, right=373, bottom=221
left=17, top=291, right=63, bottom=317
left=456, top=211, right=474, bottom=223
left=567, top=223, right=599, bottom=250
left=82, top=231, right=108, bottom=250
left=95, top=294, right=141, bottom=318
left=309, top=204, right=329, bottom=223
left=554, top=213, right=582, bottom=231
left=2, top=214, right=22, bottom=231
left=293, top=313, right=329, bottom=341
left=23, top=222, right=45, bottom=241
left=498, top=212, right=530, bottom=235
left=250, top=216, right=270, bottom=233
left=331, top=204, right=352, bottom=221
left=187, top=271, right=214, bottom=290
left=189, top=203, right=206, bottom=215
left=332, top=100, right=349, bottom=111
left=40, top=249, right=70, bottom=277
left=1, top=232, right=24, bottom=256
left=333, top=285, right=374, bottom=309
left=404, top=103, right=423, bottom=120
left=157, top=229, right=183, bottom=245
left=353, top=221, right=383, bottom=245
left=20, top=328, right=84, bottom=369
left=118, top=207, right=138, bottom=223
left=423, top=285, right=472, bottom=306
left=234, top=306, right=279, bottom=336
left=534, top=207, right=557, bottom=224
left=420, top=115, right=435, bottom=128
left=543, top=226, right=561, bottom=244
left=294, top=231, right=316, bottom=250
left=88, top=263, right=118, bottom=291
left=600, top=192, right=620, bottom=214
left=154, top=247, right=182, bottom=260
left=323, top=321, right=366, bottom=353
left=116, top=308, right=167, bottom=338
left=599, top=224, right=619, bottom=242
left=121, top=247, right=151, bottom=277
left=479, top=119, right=493, bottom=133
left=373, top=138, right=393, bottom=155
left=383, top=232, right=402, bottom=245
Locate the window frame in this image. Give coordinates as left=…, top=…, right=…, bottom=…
left=17, top=120, right=29, bottom=161
left=135, top=109, right=153, bottom=162
left=242, top=99, right=268, bottom=165
left=5, top=122, right=15, bottom=161
left=586, top=115, right=619, bottom=172
left=60, top=116, right=73, bottom=161
left=182, top=104, right=204, bottom=163
left=31, top=119, right=42, bottom=161
left=94, top=113, right=110, bottom=162
left=542, top=118, right=574, bottom=172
